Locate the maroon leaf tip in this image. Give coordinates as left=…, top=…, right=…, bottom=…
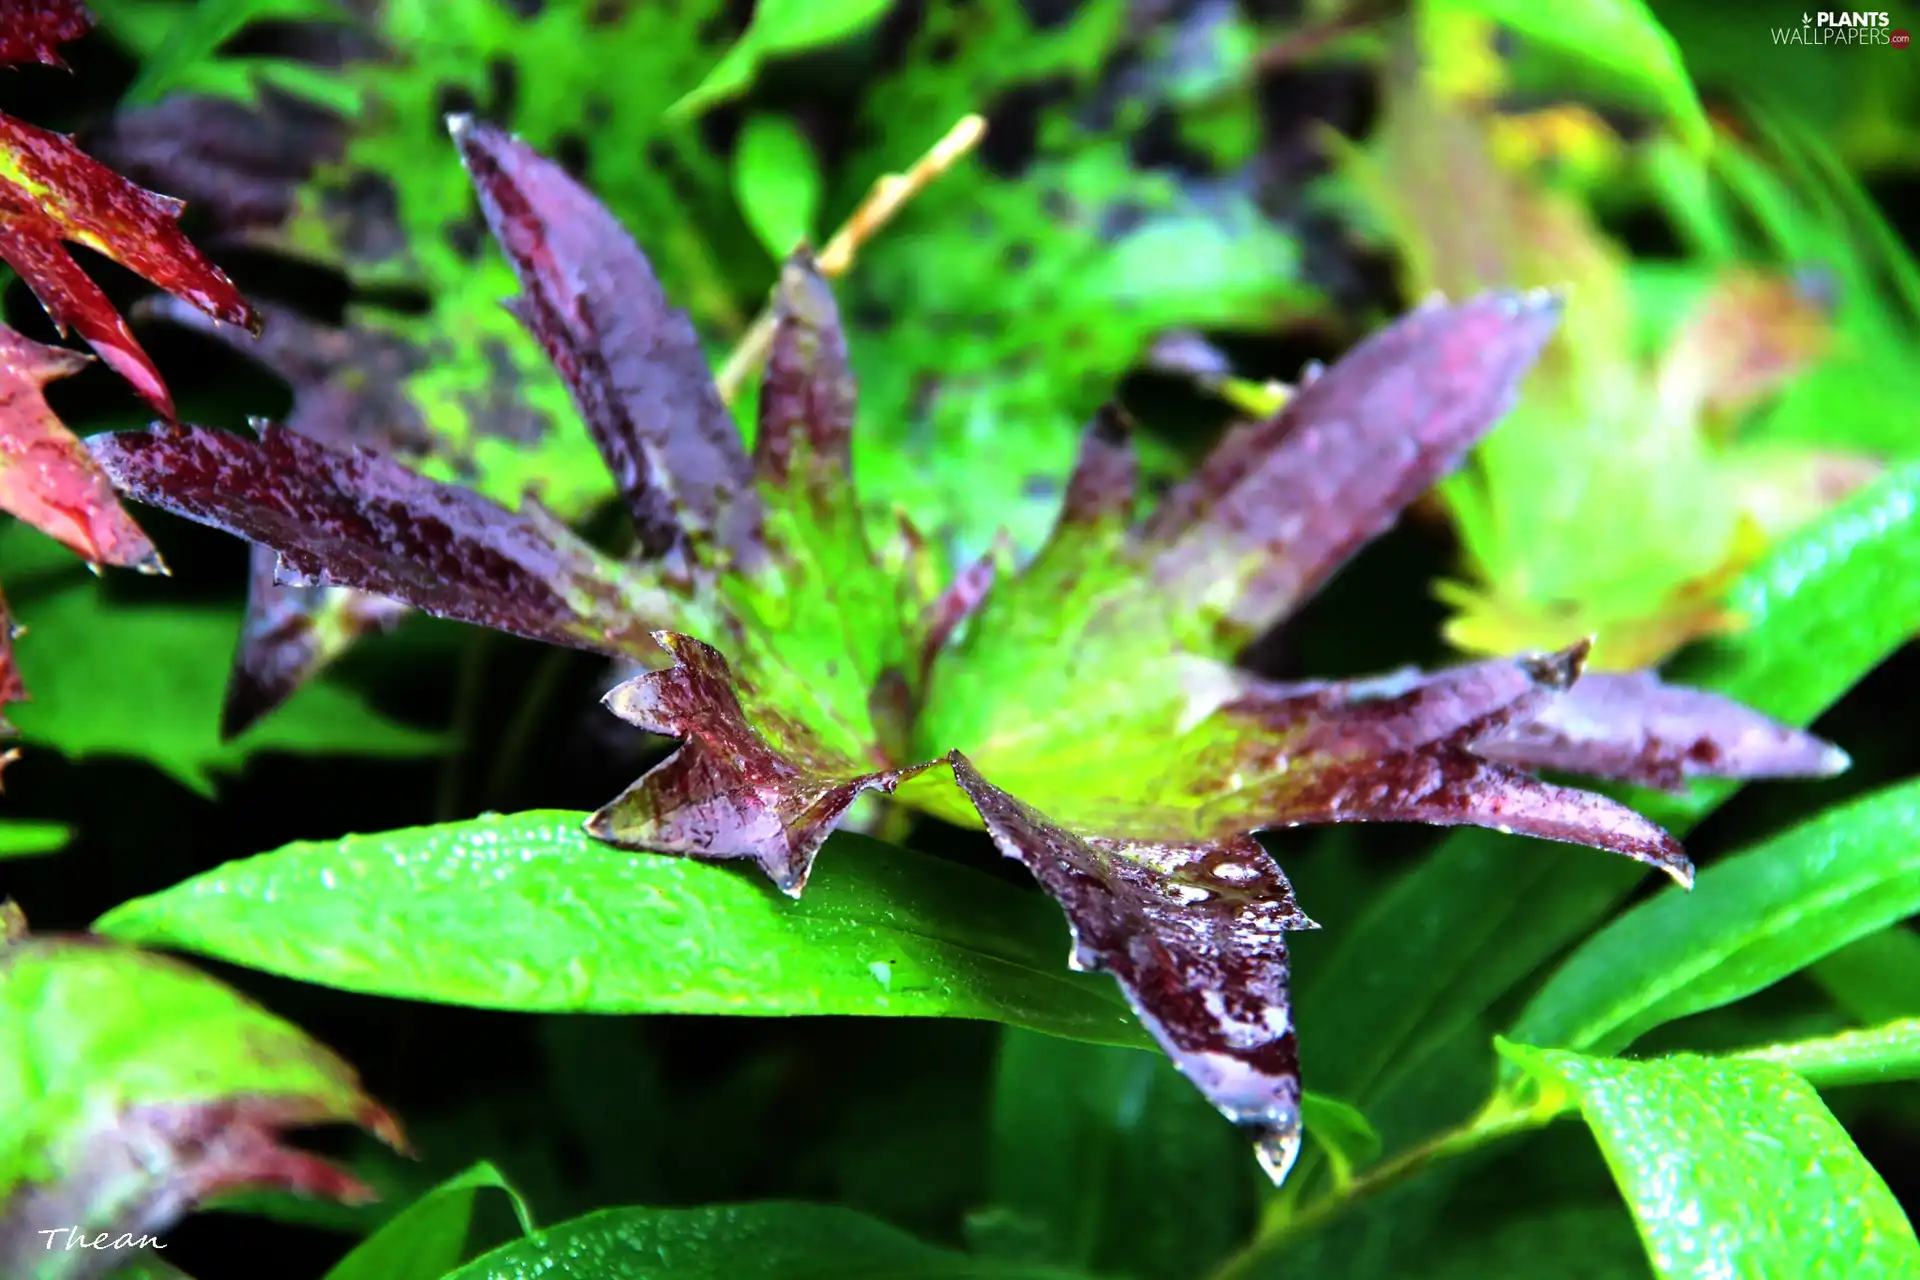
left=755, top=249, right=855, bottom=483
left=452, top=115, right=760, bottom=567
left=947, top=751, right=1315, bottom=1184
left=587, top=633, right=929, bottom=895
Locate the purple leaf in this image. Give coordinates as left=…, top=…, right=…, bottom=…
left=1057, top=404, right=1138, bottom=531
left=88, top=421, right=672, bottom=661
left=949, top=752, right=1316, bottom=1183
left=451, top=115, right=760, bottom=567
left=1142, top=291, right=1561, bottom=642
left=585, top=633, right=931, bottom=895
left=754, top=250, right=855, bottom=484
left=1210, top=645, right=1695, bottom=885
left=222, top=544, right=408, bottom=741
left=1476, top=668, right=1853, bottom=791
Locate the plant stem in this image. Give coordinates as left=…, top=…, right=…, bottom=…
left=1207, top=1095, right=1551, bottom=1280
left=714, top=113, right=987, bottom=405
left=434, top=632, right=491, bottom=821
left=484, top=645, right=577, bottom=808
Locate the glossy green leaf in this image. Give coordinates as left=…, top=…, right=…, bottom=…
left=1428, top=0, right=1708, bottom=149
left=1295, top=461, right=1920, bottom=1136
left=674, top=0, right=896, bottom=118
left=733, top=115, right=823, bottom=261
left=1507, top=777, right=1920, bottom=1060
left=0, top=928, right=397, bottom=1280
left=1810, top=927, right=1920, bottom=1025
left=321, top=1161, right=531, bottom=1280
left=1499, top=1043, right=1920, bottom=1279
left=94, top=812, right=1147, bottom=1047
left=970, top=1030, right=1254, bottom=1278
left=447, top=1203, right=1089, bottom=1280
left=0, top=822, right=70, bottom=862
left=1735, top=1017, right=1920, bottom=1090
left=5, top=576, right=444, bottom=796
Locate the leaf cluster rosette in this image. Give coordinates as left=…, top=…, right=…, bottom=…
left=89, top=118, right=1847, bottom=1182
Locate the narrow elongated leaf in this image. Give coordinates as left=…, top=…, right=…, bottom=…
left=1507, top=777, right=1920, bottom=1059
left=973, top=1030, right=1256, bottom=1279
left=322, top=1162, right=533, bottom=1280
left=732, top=115, right=820, bottom=261
left=446, top=1203, right=1086, bottom=1280
left=1296, top=461, right=1920, bottom=1129
left=0, top=820, right=70, bottom=861
left=1735, top=1017, right=1920, bottom=1089
left=88, top=421, right=677, bottom=662
left=1499, top=1043, right=1920, bottom=1279
left=0, top=915, right=402, bottom=1280
left=1810, top=926, right=1920, bottom=1025
left=1142, top=292, right=1563, bottom=644
left=451, top=116, right=760, bottom=567
left=0, top=330, right=159, bottom=570
left=674, top=0, right=896, bottom=118
left=92, top=811, right=1148, bottom=1048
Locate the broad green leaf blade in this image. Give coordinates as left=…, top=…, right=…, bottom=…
left=322, top=1161, right=532, bottom=1280
left=971, top=1030, right=1255, bottom=1278
left=0, top=927, right=400, bottom=1280
left=94, top=812, right=1147, bottom=1048
left=1507, top=777, right=1920, bottom=1059
left=1295, top=461, right=1920, bottom=1134
left=733, top=116, right=822, bottom=261
left=1498, top=1043, right=1920, bottom=1279
left=0, top=821, right=70, bottom=861
left=1428, top=0, right=1708, bottom=150
left=1735, top=1018, right=1920, bottom=1090
left=445, top=1203, right=1089, bottom=1280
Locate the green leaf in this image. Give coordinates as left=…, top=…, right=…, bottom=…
left=673, top=0, right=896, bottom=119
left=446, top=1203, right=1089, bottom=1280
left=321, top=1161, right=533, bottom=1280
left=1426, top=0, right=1708, bottom=150
left=969, top=1030, right=1255, bottom=1277
left=1506, top=777, right=1920, bottom=1060
left=0, top=925, right=398, bottom=1280
left=94, top=812, right=1147, bottom=1047
left=120, top=0, right=341, bottom=106
left=105, top=1258, right=196, bottom=1280
left=1810, top=927, right=1920, bottom=1025
left=1295, top=460, right=1920, bottom=1136
left=0, top=821, right=70, bottom=862
left=4, top=573, right=444, bottom=797
left=733, top=115, right=823, bottom=261
left=1299, top=1093, right=1382, bottom=1191
left=1734, top=1017, right=1920, bottom=1090
left=1498, top=1043, right=1920, bottom=1279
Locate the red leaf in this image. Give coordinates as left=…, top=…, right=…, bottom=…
left=0, top=0, right=91, bottom=68
left=585, top=633, right=932, bottom=895
left=87, top=420, right=673, bottom=660
left=949, top=751, right=1316, bottom=1183
left=0, top=326, right=160, bottom=569
left=1142, top=292, right=1561, bottom=643
left=1475, top=668, right=1852, bottom=792
left=0, top=112, right=257, bottom=414
left=451, top=115, right=760, bottom=567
